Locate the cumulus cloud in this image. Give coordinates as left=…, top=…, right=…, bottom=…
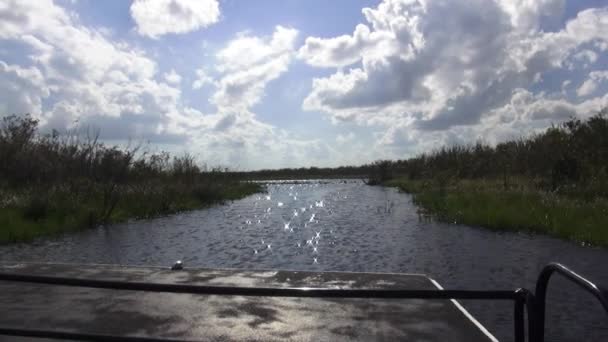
left=0, top=1, right=344, bottom=169
left=163, top=69, right=182, bottom=85
left=192, top=68, right=213, bottom=89
left=0, top=0, right=202, bottom=143
left=497, top=0, right=565, bottom=32
left=299, top=0, right=608, bottom=154
left=302, top=0, right=515, bottom=125
left=185, top=25, right=344, bottom=169
left=0, top=61, right=49, bottom=116
left=130, top=0, right=220, bottom=38
left=298, top=24, right=396, bottom=68
left=577, top=70, right=608, bottom=97
left=572, top=49, right=598, bottom=67
left=211, top=26, right=298, bottom=114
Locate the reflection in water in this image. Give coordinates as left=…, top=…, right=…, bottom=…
left=0, top=180, right=607, bottom=342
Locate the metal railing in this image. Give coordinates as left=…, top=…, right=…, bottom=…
left=0, top=262, right=605, bottom=342
left=534, top=263, right=608, bottom=342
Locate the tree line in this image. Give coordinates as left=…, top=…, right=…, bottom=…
left=372, top=108, right=608, bottom=199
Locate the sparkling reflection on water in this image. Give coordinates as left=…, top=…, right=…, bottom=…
left=0, top=180, right=607, bottom=341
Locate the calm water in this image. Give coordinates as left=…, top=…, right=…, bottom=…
left=1, top=180, right=607, bottom=341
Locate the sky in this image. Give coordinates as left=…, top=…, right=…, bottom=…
left=0, top=0, right=607, bottom=170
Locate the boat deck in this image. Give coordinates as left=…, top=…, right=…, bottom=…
left=0, top=263, right=497, bottom=341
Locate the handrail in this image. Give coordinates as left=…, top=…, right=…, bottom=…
left=2, top=262, right=606, bottom=342
left=0, top=272, right=517, bottom=299
left=535, top=262, right=608, bottom=342
left=0, top=328, right=189, bottom=342
left=0, top=271, right=527, bottom=341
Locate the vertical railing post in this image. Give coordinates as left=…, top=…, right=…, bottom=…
left=514, top=288, right=537, bottom=342
left=526, top=292, right=538, bottom=342
left=535, top=269, right=549, bottom=342
left=514, top=293, right=525, bottom=342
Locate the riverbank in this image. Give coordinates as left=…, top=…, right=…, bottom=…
left=385, top=178, right=608, bottom=247
left=0, top=115, right=265, bottom=244
left=0, top=181, right=263, bottom=244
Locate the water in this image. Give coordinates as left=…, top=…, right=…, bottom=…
left=0, top=180, right=606, bottom=341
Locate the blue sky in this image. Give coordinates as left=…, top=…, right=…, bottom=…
left=1, top=0, right=607, bottom=170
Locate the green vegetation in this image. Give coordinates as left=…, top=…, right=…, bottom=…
left=3, top=107, right=607, bottom=246
left=0, top=115, right=262, bottom=244
left=379, top=109, right=608, bottom=246
left=386, top=178, right=608, bottom=246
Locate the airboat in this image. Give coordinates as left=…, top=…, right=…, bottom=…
left=0, top=262, right=606, bottom=341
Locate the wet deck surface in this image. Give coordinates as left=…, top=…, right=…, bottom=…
left=0, top=263, right=496, bottom=341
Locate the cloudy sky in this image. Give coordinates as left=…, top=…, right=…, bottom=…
left=1, top=0, right=607, bottom=170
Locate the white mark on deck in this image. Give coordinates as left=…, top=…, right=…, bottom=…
left=429, top=278, right=499, bottom=342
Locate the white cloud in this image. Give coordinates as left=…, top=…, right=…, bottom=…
left=561, top=79, right=571, bottom=95
left=336, top=132, right=355, bottom=144
left=372, top=88, right=608, bottom=160
left=211, top=26, right=298, bottom=114
left=4, top=0, right=607, bottom=169
left=130, top=0, right=220, bottom=38
left=497, top=0, right=565, bottom=32
left=0, top=1, right=341, bottom=169
left=185, top=25, right=344, bottom=169
left=216, top=26, right=298, bottom=73
left=299, top=0, right=608, bottom=155
left=192, top=68, right=213, bottom=89
left=163, top=69, right=182, bottom=85
left=573, top=49, right=598, bottom=66
left=0, top=0, right=201, bottom=143
left=302, top=0, right=517, bottom=126
left=577, top=70, right=608, bottom=97
left=298, top=24, right=396, bottom=68
left=0, top=61, right=49, bottom=116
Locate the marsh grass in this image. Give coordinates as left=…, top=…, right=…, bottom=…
left=0, top=115, right=263, bottom=244
left=0, top=182, right=262, bottom=244
left=388, top=178, right=608, bottom=246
